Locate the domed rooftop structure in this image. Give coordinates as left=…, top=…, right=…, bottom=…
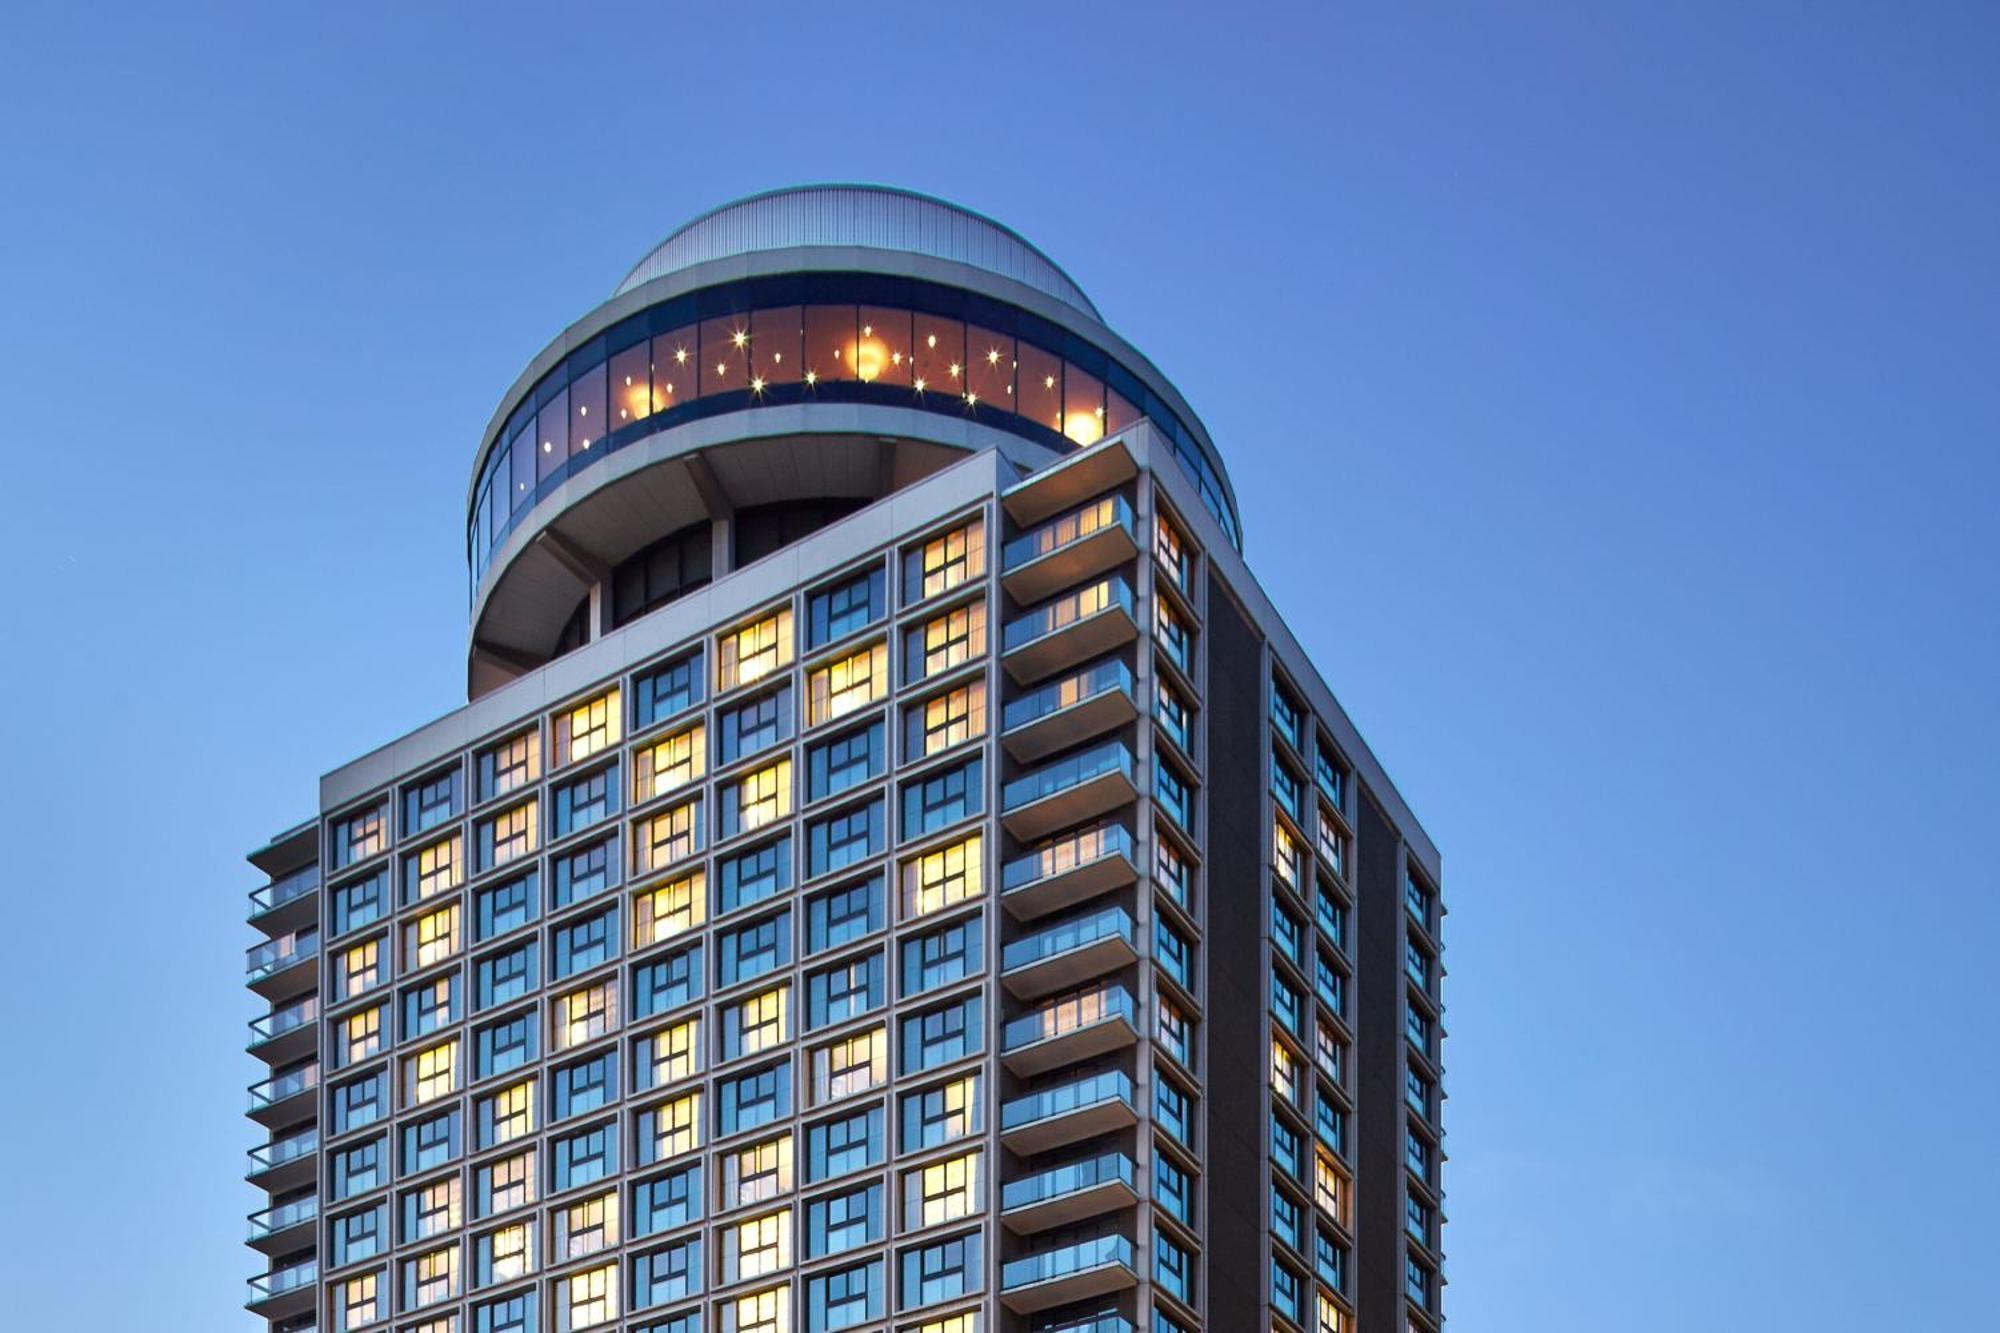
left=611, top=184, right=1103, bottom=320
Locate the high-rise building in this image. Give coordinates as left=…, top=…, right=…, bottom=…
left=242, top=185, right=1444, bottom=1333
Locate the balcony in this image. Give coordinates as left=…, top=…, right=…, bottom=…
left=1002, top=907, right=1137, bottom=1001
left=1000, top=1071, right=1137, bottom=1155
left=247, top=928, right=320, bottom=1000
left=248, top=1063, right=320, bottom=1128
left=249, top=863, right=320, bottom=933
left=1023, top=1318, right=1134, bottom=1333
left=246, top=1128, right=318, bottom=1192
left=1002, top=577, right=1137, bottom=685
left=247, top=1259, right=317, bottom=1318
left=1000, top=1235, right=1138, bottom=1314
left=248, top=994, right=319, bottom=1065
left=1002, top=984, right=1137, bottom=1077
left=1001, top=1152, right=1138, bottom=1234
left=1001, top=742, right=1137, bottom=844
left=1002, top=496, right=1138, bottom=606
left=247, top=1195, right=319, bottom=1253
left=1001, top=659, right=1137, bottom=765
left=1002, top=824, right=1137, bottom=921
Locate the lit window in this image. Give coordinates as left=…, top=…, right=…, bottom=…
left=408, top=834, right=463, bottom=903
left=906, top=679, right=985, bottom=759
left=1315, top=1149, right=1348, bottom=1224
left=558, top=1262, right=617, bottom=1331
left=905, top=519, right=985, bottom=602
left=633, top=869, right=705, bottom=946
left=638, top=1017, right=700, bottom=1089
left=479, top=730, right=539, bottom=802
left=640, top=1091, right=701, bottom=1163
left=900, top=834, right=982, bottom=919
left=726, top=1209, right=792, bottom=1282
left=633, top=724, right=705, bottom=802
left=1273, top=1040, right=1300, bottom=1103
left=718, top=609, right=795, bottom=692
left=1275, top=822, right=1302, bottom=888
left=808, top=642, right=888, bottom=726
left=729, top=986, right=791, bottom=1059
left=480, top=1220, right=532, bottom=1286
left=408, top=903, right=459, bottom=969
left=557, top=1192, right=620, bottom=1258
left=485, top=1081, right=533, bottom=1146
left=406, top=1040, right=457, bottom=1105
left=553, top=981, right=617, bottom=1051
left=907, top=1314, right=980, bottom=1333
left=1316, top=1290, right=1348, bottom=1333
left=726, top=759, right=793, bottom=836
left=634, top=799, right=700, bottom=873
left=340, top=938, right=381, bottom=999
left=811, top=1027, right=887, bottom=1104
left=724, top=1286, right=788, bottom=1333
left=481, top=799, right=539, bottom=869
left=722, top=1135, right=793, bottom=1208
left=477, top=1149, right=534, bottom=1217
left=341, top=1005, right=383, bottom=1066
left=554, top=690, right=620, bottom=768
left=1155, top=512, right=1190, bottom=591
left=905, top=601, right=986, bottom=683
left=905, top=1150, right=980, bottom=1226
left=332, top=805, right=386, bottom=869
left=336, top=1271, right=380, bottom=1330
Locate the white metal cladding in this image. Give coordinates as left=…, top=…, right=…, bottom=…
left=612, top=184, right=1103, bottom=319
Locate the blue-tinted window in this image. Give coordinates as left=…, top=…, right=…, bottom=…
left=716, top=1063, right=790, bottom=1136
left=899, top=1076, right=981, bottom=1152
left=898, top=1231, right=979, bottom=1310
left=1156, top=1155, right=1193, bottom=1225
left=551, top=1051, right=618, bottom=1122
left=806, top=722, right=885, bottom=803
left=717, top=910, right=791, bottom=987
left=633, top=1162, right=703, bottom=1236
left=475, top=941, right=537, bottom=1011
left=329, top=1136, right=384, bottom=1201
left=331, top=869, right=389, bottom=937
left=634, top=944, right=703, bottom=1018
left=805, top=1181, right=882, bottom=1258
left=1271, top=1258, right=1301, bottom=1321
left=1316, top=747, right=1346, bottom=808
left=716, top=686, right=794, bottom=765
left=632, top=1234, right=702, bottom=1309
left=899, top=914, right=982, bottom=996
left=717, top=837, right=792, bottom=915
left=403, top=767, right=461, bottom=837
left=805, top=1258, right=883, bottom=1333
left=400, top=1107, right=460, bottom=1175
left=631, top=1312, right=699, bottom=1333
left=1317, top=1226, right=1346, bottom=1290
left=1271, top=759, right=1302, bottom=820
left=1272, top=1186, right=1301, bottom=1247
left=551, top=1122, right=617, bottom=1191
left=807, top=799, right=885, bottom=878
left=474, top=871, right=536, bottom=941
left=898, top=995, right=980, bottom=1074
left=1316, top=1097, right=1345, bottom=1154
left=899, top=757, right=983, bottom=839
left=806, top=952, right=884, bottom=1030
left=551, top=906, right=618, bottom=979
left=330, top=1071, right=386, bottom=1135
left=1155, top=759, right=1194, bottom=828
left=474, top=1290, right=535, bottom=1333
left=806, top=876, right=884, bottom=954
left=1272, top=683, right=1303, bottom=748
left=402, top=973, right=458, bottom=1040
left=1271, top=1115, right=1301, bottom=1179
left=805, top=1104, right=884, bottom=1183
left=1156, top=1230, right=1193, bottom=1302
left=329, top=1202, right=385, bottom=1266
left=1155, top=920, right=1192, bottom=990
left=808, top=567, right=887, bottom=648
left=551, top=836, right=618, bottom=909
left=1157, top=1077, right=1191, bottom=1146
left=634, top=651, right=704, bottom=730
left=1272, top=901, right=1303, bottom=964
left=553, top=763, right=619, bottom=839
left=1315, top=953, right=1345, bottom=1014
left=475, top=1010, right=537, bottom=1078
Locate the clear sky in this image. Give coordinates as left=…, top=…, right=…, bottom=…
left=0, top=3, right=1993, bottom=1329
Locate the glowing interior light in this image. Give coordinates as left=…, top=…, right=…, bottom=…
left=674, top=347, right=688, bottom=365
left=965, top=392, right=978, bottom=406
left=986, top=348, right=1000, bottom=365
left=805, top=370, right=818, bottom=386
left=731, top=329, right=748, bottom=349
left=925, top=333, right=937, bottom=349
left=772, top=352, right=783, bottom=364
left=1062, top=412, right=1104, bottom=446
left=949, top=363, right=961, bottom=378
left=1044, top=375, right=1056, bottom=390
left=891, top=351, right=904, bottom=365
left=862, top=324, right=873, bottom=337
left=914, top=377, right=927, bottom=392
left=715, top=363, right=726, bottom=377
left=542, top=441, right=553, bottom=454
left=750, top=375, right=766, bottom=392
left=846, top=335, right=888, bottom=382
left=578, top=405, right=587, bottom=416
left=624, top=375, right=633, bottom=386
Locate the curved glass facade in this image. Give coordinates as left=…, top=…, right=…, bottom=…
left=471, top=273, right=1238, bottom=594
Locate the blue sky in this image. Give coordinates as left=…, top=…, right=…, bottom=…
left=0, top=3, right=1994, bottom=1329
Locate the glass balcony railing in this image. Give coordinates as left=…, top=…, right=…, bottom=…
left=247, top=1129, right=318, bottom=1176
left=1002, top=985, right=1135, bottom=1053
left=1003, top=577, right=1134, bottom=653
left=248, top=1261, right=318, bottom=1304
left=249, top=1063, right=320, bottom=1112
left=248, top=1195, right=319, bottom=1240
left=1002, top=660, right=1133, bottom=733
left=1000, top=1070, right=1133, bottom=1131
left=1001, top=743, right=1133, bottom=813
left=246, top=929, right=320, bottom=982
left=1001, top=1152, right=1135, bottom=1212
left=1002, top=824, right=1133, bottom=894
left=1001, top=1235, right=1134, bottom=1291
left=1002, top=907, right=1134, bottom=973
left=248, top=995, right=319, bottom=1047
left=249, top=864, right=320, bottom=918
left=1028, top=1317, right=1134, bottom=1333
left=1002, top=496, right=1134, bottom=571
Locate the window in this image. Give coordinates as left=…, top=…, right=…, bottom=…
left=806, top=1258, right=883, bottom=1332
left=806, top=952, right=884, bottom=1029
left=479, top=799, right=539, bottom=871
left=1275, top=820, right=1303, bottom=888
left=899, top=1074, right=980, bottom=1152
left=1317, top=818, right=1349, bottom=881
left=475, top=941, right=536, bottom=1010
left=554, top=1191, right=620, bottom=1258
left=475, top=1011, right=536, bottom=1079
left=718, top=837, right=791, bottom=914
left=331, top=804, right=386, bottom=870
left=405, top=903, right=460, bottom=971
left=552, top=1051, right=618, bottom=1121
left=808, top=642, right=889, bottom=728
left=721, top=987, right=791, bottom=1061
left=808, top=566, right=886, bottom=647
left=554, top=690, right=620, bottom=769
left=474, top=1290, right=535, bottom=1333
left=1156, top=599, right=1191, bottom=672
left=902, top=601, right=986, bottom=684
left=336, top=1271, right=381, bottom=1331
left=477, top=1080, right=535, bottom=1149
left=558, top=1262, right=618, bottom=1331
left=717, top=1062, right=791, bottom=1136
left=898, top=996, right=980, bottom=1074
left=551, top=1122, right=617, bottom=1192
left=338, top=937, right=382, bottom=1000
left=900, top=835, right=982, bottom=919
left=807, top=875, right=884, bottom=953
left=634, top=1017, right=701, bottom=1091
left=900, top=757, right=983, bottom=838
left=637, top=1091, right=701, bottom=1165
left=401, top=1107, right=461, bottom=1174
left=552, top=836, right=618, bottom=909
left=1155, top=919, right=1192, bottom=990
left=1316, top=1149, right=1350, bottom=1222
left=806, top=721, right=886, bottom=803
left=903, top=519, right=985, bottom=603
left=553, top=764, right=619, bottom=839
left=1155, top=511, right=1190, bottom=591
left=716, top=686, right=795, bottom=763
left=330, top=1202, right=385, bottom=1266
left=1273, top=1039, right=1300, bottom=1103
left=473, top=871, right=536, bottom=943
left=331, top=868, right=389, bottom=937
left=632, top=1234, right=701, bottom=1309
left=902, top=1150, right=979, bottom=1226
left=552, top=906, right=618, bottom=979
left=331, top=1070, right=386, bottom=1134
left=405, top=834, right=463, bottom=904
left=811, top=1027, right=887, bottom=1103
left=401, top=1176, right=461, bottom=1244
left=474, top=1219, right=534, bottom=1288
left=806, top=1181, right=882, bottom=1259
left=634, top=651, right=704, bottom=730
left=722, top=1209, right=792, bottom=1283
left=1317, top=746, right=1348, bottom=809
left=899, top=915, right=982, bottom=996
left=402, top=974, right=457, bottom=1041
left=1155, top=1230, right=1193, bottom=1303
left=633, top=943, right=703, bottom=1017
left=553, top=981, right=617, bottom=1051
left=718, top=609, right=794, bottom=692
left=634, top=798, right=701, bottom=873
left=405, top=1039, right=457, bottom=1105
left=719, top=758, right=792, bottom=839
left=477, top=730, right=539, bottom=803
left=1157, top=1154, right=1194, bottom=1225
left=903, top=680, right=986, bottom=761
left=722, top=1135, right=793, bottom=1208
left=721, top=1286, right=788, bottom=1333
left=805, top=1104, right=884, bottom=1183
left=330, top=1136, right=385, bottom=1201
left=634, top=724, right=705, bottom=803
left=1155, top=834, right=1191, bottom=909
left=1154, top=759, right=1194, bottom=829
left=1317, top=1020, right=1346, bottom=1085
left=1316, top=952, right=1346, bottom=1014
left=474, top=1148, right=535, bottom=1218
left=1272, top=682, right=1304, bottom=749
left=633, top=870, right=704, bottom=948
left=632, top=1161, right=702, bottom=1236
left=1271, top=1258, right=1302, bottom=1322
left=1273, top=759, right=1304, bottom=820
left=1405, top=1253, right=1433, bottom=1308
left=1156, top=1076, right=1192, bottom=1147
left=1156, top=681, right=1192, bottom=751
left=1159, top=998, right=1193, bottom=1069
left=718, top=910, right=791, bottom=986
left=899, top=1231, right=979, bottom=1310
left=807, top=799, right=885, bottom=877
